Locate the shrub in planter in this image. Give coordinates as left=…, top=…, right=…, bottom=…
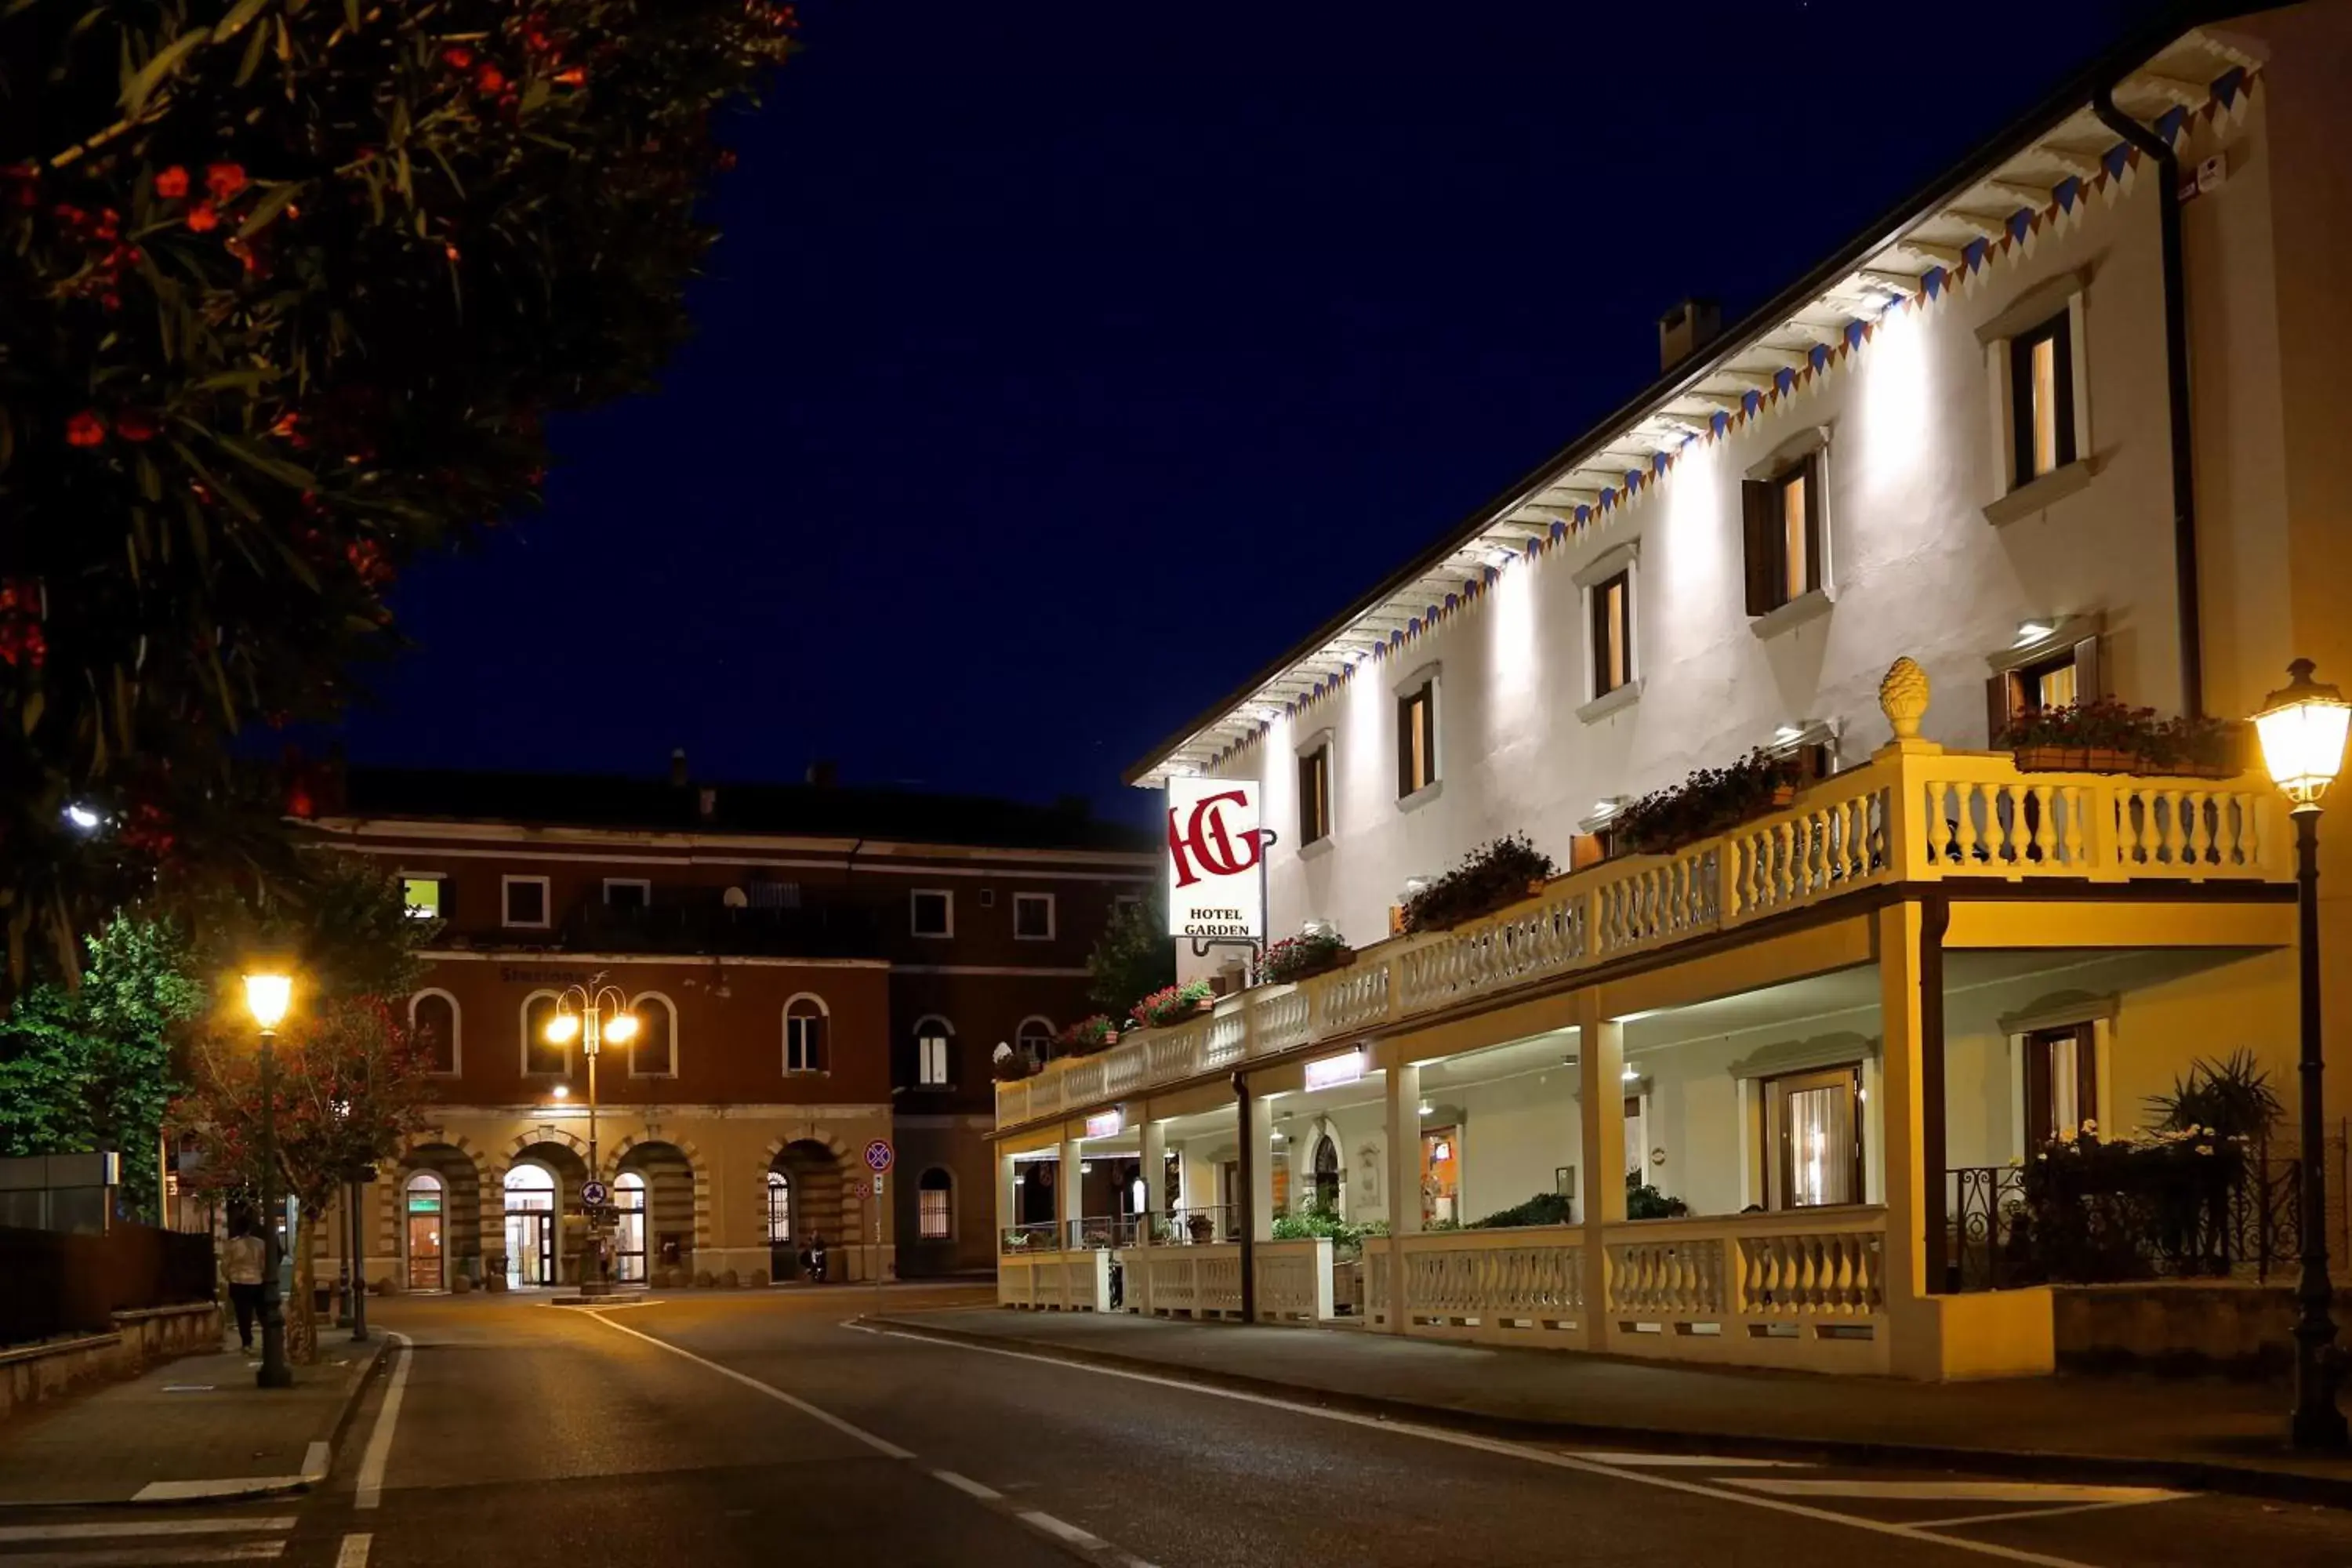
left=1998, top=699, right=2159, bottom=773
left=1399, top=833, right=1559, bottom=933
left=1134, top=979, right=1214, bottom=1029
left=991, top=1044, right=1041, bottom=1082
left=1054, top=1014, right=1121, bottom=1057
left=1626, top=1171, right=1690, bottom=1220
left=1468, top=1192, right=1575, bottom=1229
left=1259, top=929, right=1351, bottom=985
left=1614, top=749, right=1803, bottom=856
left=2134, top=713, right=2246, bottom=779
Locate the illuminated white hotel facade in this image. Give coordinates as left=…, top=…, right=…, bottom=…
left=990, top=5, right=2352, bottom=1379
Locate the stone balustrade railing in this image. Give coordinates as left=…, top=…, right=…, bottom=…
left=1363, top=1229, right=1584, bottom=1346
left=999, top=749, right=2287, bottom=1133
left=1127, top=1239, right=1332, bottom=1322
left=1600, top=1207, right=1889, bottom=1373
left=997, top=1248, right=1112, bottom=1312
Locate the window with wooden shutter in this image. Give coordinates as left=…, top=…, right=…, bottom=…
left=1742, top=452, right=1823, bottom=617
left=1298, top=743, right=1331, bottom=844
left=1591, top=571, right=1632, bottom=696
left=2009, top=311, right=2077, bottom=488
left=1987, top=634, right=2103, bottom=741
left=1396, top=684, right=1436, bottom=798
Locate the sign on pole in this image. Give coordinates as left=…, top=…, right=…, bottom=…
left=872, top=1173, right=884, bottom=1196
left=580, top=1179, right=611, bottom=1208
left=1164, top=778, right=1265, bottom=942
left=863, top=1139, right=894, bottom=1174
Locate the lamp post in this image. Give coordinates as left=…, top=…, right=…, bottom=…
left=2253, top=658, right=2352, bottom=1450
left=328, top=1096, right=370, bottom=1345
left=546, top=978, right=637, bottom=1297
left=242, top=970, right=295, bottom=1390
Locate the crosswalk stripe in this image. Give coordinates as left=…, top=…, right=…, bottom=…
left=1569, top=1451, right=1812, bottom=1468
left=0, top=1520, right=295, bottom=1544
left=1725, top=1479, right=2186, bottom=1504
left=0, top=1542, right=285, bottom=1566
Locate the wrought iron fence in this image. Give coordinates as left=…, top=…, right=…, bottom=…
left=1948, top=1131, right=2347, bottom=1291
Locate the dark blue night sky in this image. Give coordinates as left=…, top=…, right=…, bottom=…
left=340, top=0, right=2142, bottom=826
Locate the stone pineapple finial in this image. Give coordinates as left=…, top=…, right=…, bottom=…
left=1879, top=656, right=1930, bottom=741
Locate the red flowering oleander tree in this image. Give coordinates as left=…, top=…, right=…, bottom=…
left=169, top=853, right=438, bottom=1361
left=0, top=0, right=796, bottom=989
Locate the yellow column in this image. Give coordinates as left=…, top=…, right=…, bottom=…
left=1383, top=1062, right=1421, bottom=1333
left=1575, top=990, right=1625, bottom=1352
left=1878, top=900, right=1944, bottom=1377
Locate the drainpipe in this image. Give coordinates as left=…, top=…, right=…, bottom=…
left=2092, top=84, right=2202, bottom=718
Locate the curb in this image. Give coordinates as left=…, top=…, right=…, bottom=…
left=0, top=1334, right=392, bottom=1510
left=861, top=1314, right=2352, bottom=1513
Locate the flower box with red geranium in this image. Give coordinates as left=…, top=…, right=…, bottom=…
left=1258, top=930, right=1352, bottom=985
left=1399, top=834, right=1559, bottom=935
left=1133, top=979, right=1214, bottom=1030
left=1612, top=750, right=1803, bottom=858
left=1054, top=1014, right=1120, bottom=1058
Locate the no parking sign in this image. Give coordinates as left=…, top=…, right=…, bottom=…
left=863, top=1139, right=894, bottom=1174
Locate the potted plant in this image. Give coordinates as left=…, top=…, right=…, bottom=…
left=2132, top=713, right=2245, bottom=779
left=1613, top=749, right=1803, bottom=857
left=1259, top=927, right=1352, bottom=985
left=1999, top=699, right=2160, bottom=774
left=1185, top=1212, right=1216, bottom=1243
left=1399, top=833, right=1559, bottom=933
left=990, top=1048, right=1040, bottom=1083
left=1134, top=978, right=1215, bottom=1029
left=1054, top=1014, right=1120, bottom=1057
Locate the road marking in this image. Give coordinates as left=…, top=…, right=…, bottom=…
left=1726, top=1478, right=2185, bottom=1504
left=302, top=1441, right=330, bottom=1482
left=847, top=1323, right=2132, bottom=1568
left=336, top=1534, right=372, bottom=1568
left=934, top=1469, right=1003, bottom=1501
left=589, top=1315, right=1156, bottom=1566
left=131, top=1478, right=307, bottom=1502
left=354, top=1331, right=414, bottom=1510
left=1911, top=1498, right=2192, bottom=1530
left=583, top=1312, right=915, bottom=1459
left=0, top=1545, right=285, bottom=1566
left=0, top=1520, right=294, bottom=1544
left=1570, top=1451, right=1812, bottom=1468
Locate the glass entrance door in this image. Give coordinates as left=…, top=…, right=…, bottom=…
left=614, top=1172, right=647, bottom=1283
left=503, top=1163, right=557, bottom=1288
left=405, top=1174, right=445, bottom=1291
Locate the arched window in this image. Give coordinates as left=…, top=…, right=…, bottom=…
left=403, top=1171, right=445, bottom=1291
left=783, top=995, right=827, bottom=1074
left=521, top=992, right=565, bottom=1076
left=630, top=993, right=677, bottom=1077
left=918, top=1167, right=954, bottom=1240
left=1014, top=1015, right=1054, bottom=1065
left=409, top=990, right=459, bottom=1075
left=612, top=1171, right=648, bottom=1283
left=1312, top=1134, right=1341, bottom=1213
left=914, top=1014, right=956, bottom=1087
left=765, top=1170, right=791, bottom=1242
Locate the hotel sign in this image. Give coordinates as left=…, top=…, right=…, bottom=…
left=1084, top=1108, right=1126, bottom=1140
left=1303, top=1050, right=1367, bottom=1094
left=1166, top=778, right=1265, bottom=942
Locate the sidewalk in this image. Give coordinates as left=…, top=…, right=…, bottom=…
left=0, top=1326, right=387, bottom=1506
left=869, top=1305, right=2352, bottom=1508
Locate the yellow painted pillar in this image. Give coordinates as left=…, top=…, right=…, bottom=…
left=1383, top=1062, right=1421, bottom=1333
left=1575, top=990, right=1625, bottom=1353
left=1878, top=899, right=1943, bottom=1377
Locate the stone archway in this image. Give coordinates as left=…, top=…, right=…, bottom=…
left=615, top=1138, right=701, bottom=1282
left=498, top=1139, right=590, bottom=1289
left=383, top=1133, right=489, bottom=1294
left=764, top=1139, right=847, bottom=1283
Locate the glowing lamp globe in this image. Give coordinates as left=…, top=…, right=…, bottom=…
left=2255, top=659, right=2352, bottom=808
left=544, top=1011, right=582, bottom=1045
left=243, top=971, right=293, bottom=1030
left=604, top=1011, right=641, bottom=1044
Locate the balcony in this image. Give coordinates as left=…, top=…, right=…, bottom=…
left=997, top=742, right=2291, bottom=1133
left=557, top=900, right=882, bottom=960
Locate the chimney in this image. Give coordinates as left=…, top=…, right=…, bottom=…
left=669, top=747, right=688, bottom=788
left=1657, top=297, right=1722, bottom=372
left=805, top=760, right=838, bottom=789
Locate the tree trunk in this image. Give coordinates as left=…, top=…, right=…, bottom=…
left=290, top=1211, right=319, bottom=1364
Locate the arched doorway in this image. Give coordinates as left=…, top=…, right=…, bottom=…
left=503, top=1164, right=557, bottom=1288
left=767, top=1141, right=844, bottom=1282
left=1312, top=1133, right=1341, bottom=1214
left=612, top=1172, right=648, bottom=1283
left=618, top=1142, right=696, bottom=1281
left=400, top=1143, right=482, bottom=1291
left=404, top=1172, right=446, bottom=1291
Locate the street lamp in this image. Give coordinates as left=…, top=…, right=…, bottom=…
left=328, top=1096, right=369, bottom=1345
left=2253, top=658, right=2352, bottom=1450
left=242, top=969, right=295, bottom=1390
left=546, top=978, right=638, bottom=1297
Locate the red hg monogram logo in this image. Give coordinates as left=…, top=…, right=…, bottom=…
left=1167, top=789, right=1264, bottom=889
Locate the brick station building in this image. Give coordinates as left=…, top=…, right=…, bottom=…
left=299, top=760, right=1153, bottom=1290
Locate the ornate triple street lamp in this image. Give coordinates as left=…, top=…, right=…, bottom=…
left=241, top=969, right=296, bottom=1390
left=544, top=978, right=637, bottom=1296
left=2252, top=659, right=2352, bottom=1449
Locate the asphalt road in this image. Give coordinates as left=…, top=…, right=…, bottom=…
left=39, top=1286, right=2352, bottom=1568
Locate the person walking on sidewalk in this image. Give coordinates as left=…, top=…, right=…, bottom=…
left=223, top=1214, right=267, bottom=1352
